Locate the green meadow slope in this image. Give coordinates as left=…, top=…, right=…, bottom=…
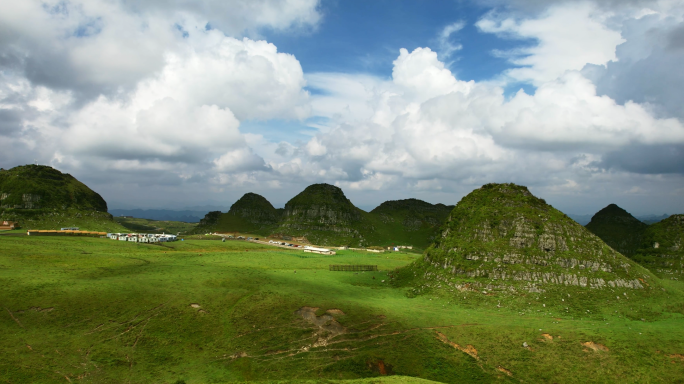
left=0, top=165, right=125, bottom=231
left=1, top=235, right=684, bottom=383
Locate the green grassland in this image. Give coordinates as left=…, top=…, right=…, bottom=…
left=2, top=208, right=128, bottom=232
left=2, top=236, right=684, bottom=383
left=114, top=217, right=198, bottom=235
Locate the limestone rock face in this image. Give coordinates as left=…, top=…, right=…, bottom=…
left=406, top=183, right=653, bottom=293
left=635, top=214, right=684, bottom=279
left=586, top=204, right=647, bottom=256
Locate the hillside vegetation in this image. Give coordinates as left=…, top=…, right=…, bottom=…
left=633, top=214, right=684, bottom=280
left=392, top=184, right=664, bottom=319
left=0, top=165, right=125, bottom=231
left=585, top=204, right=648, bottom=257
left=194, top=185, right=452, bottom=249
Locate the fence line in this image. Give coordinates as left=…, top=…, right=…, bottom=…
left=329, top=265, right=378, bottom=272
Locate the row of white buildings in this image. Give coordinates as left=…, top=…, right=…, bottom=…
left=108, top=233, right=178, bottom=243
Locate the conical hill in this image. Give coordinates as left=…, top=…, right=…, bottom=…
left=585, top=204, right=647, bottom=256
left=0, top=165, right=107, bottom=211
left=274, top=183, right=371, bottom=246
left=396, top=183, right=655, bottom=296
left=228, top=192, right=281, bottom=225
left=0, top=164, right=124, bottom=231
left=193, top=192, right=281, bottom=234
left=634, top=214, right=684, bottom=279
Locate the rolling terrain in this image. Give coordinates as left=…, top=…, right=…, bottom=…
left=1, top=234, right=684, bottom=383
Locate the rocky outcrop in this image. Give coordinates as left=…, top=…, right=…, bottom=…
left=401, top=183, right=655, bottom=293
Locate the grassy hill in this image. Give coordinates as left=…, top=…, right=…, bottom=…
left=633, top=214, right=684, bottom=280
left=192, top=193, right=282, bottom=235
left=0, top=165, right=125, bottom=231
left=273, top=184, right=372, bottom=246
left=365, top=199, right=453, bottom=249
left=2, top=234, right=684, bottom=383
left=392, top=183, right=664, bottom=317
left=194, top=186, right=455, bottom=249
left=585, top=204, right=648, bottom=257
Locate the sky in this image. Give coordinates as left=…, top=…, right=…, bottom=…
left=1, top=0, right=683, bottom=215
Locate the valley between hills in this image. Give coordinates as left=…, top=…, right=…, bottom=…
left=1, top=164, right=684, bottom=383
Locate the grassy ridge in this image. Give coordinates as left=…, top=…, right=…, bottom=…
left=2, top=236, right=684, bottom=383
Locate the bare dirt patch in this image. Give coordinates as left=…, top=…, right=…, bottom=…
left=367, top=359, right=393, bottom=375
left=497, top=366, right=512, bottom=376
left=326, top=309, right=345, bottom=316
left=582, top=342, right=609, bottom=352
left=541, top=333, right=553, bottom=341
left=435, top=331, right=479, bottom=360
left=668, top=354, right=684, bottom=361
left=295, top=307, right=347, bottom=347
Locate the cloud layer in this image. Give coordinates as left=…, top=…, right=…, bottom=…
left=1, top=0, right=683, bottom=214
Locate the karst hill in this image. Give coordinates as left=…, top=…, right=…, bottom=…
left=194, top=185, right=454, bottom=247
left=0, top=164, right=124, bottom=231
left=585, top=204, right=647, bottom=257
left=396, top=183, right=657, bottom=298
left=194, top=193, right=282, bottom=234
left=274, top=183, right=371, bottom=246
left=634, top=214, right=684, bottom=279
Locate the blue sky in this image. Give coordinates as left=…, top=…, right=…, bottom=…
left=262, top=1, right=535, bottom=83
left=1, top=0, right=683, bottom=216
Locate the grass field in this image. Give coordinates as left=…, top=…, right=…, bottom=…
left=2, top=236, right=684, bottom=383
left=114, top=217, right=198, bottom=235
